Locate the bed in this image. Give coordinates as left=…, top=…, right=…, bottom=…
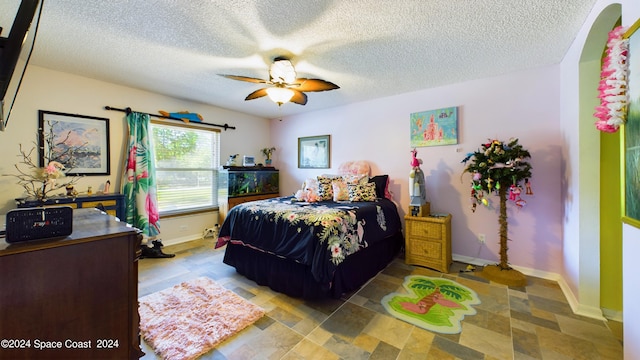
left=216, top=167, right=403, bottom=299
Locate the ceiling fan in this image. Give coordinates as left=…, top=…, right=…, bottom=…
left=219, top=56, right=339, bottom=106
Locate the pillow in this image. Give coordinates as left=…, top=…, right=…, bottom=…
left=348, top=182, right=377, bottom=202
left=295, top=178, right=320, bottom=202
left=331, top=179, right=349, bottom=201
left=330, top=174, right=369, bottom=201
left=320, top=174, right=342, bottom=179
left=302, top=177, right=319, bottom=193
left=342, top=173, right=368, bottom=185
left=317, top=176, right=335, bottom=201
left=338, top=161, right=371, bottom=176
left=369, top=175, right=391, bottom=199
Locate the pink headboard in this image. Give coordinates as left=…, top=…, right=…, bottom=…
left=338, top=161, right=370, bottom=176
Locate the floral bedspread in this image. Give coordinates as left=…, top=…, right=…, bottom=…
left=216, top=196, right=401, bottom=283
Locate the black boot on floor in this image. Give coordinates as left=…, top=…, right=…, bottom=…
left=140, top=240, right=175, bottom=259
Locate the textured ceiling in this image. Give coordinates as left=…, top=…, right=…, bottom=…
left=1, top=0, right=597, bottom=119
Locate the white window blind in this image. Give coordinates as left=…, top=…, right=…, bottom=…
left=150, top=121, right=220, bottom=215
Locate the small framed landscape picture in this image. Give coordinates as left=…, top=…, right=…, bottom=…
left=38, top=110, right=110, bottom=176
left=298, top=135, right=330, bottom=169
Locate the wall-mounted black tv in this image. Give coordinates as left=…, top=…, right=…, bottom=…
left=0, top=0, right=43, bottom=132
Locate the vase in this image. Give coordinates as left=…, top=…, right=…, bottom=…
left=265, top=159, right=272, bottom=166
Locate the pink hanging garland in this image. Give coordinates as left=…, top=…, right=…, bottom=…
left=594, top=26, right=629, bottom=133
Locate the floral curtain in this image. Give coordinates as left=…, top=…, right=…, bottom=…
left=121, top=111, right=160, bottom=237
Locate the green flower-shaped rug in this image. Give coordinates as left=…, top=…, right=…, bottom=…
left=381, top=275, right=481, bottom=334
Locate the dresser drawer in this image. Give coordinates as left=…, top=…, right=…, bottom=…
left=81, top=200, right=116, bottom=208
left=43, top=203, right=77, bottom=209
left=408, top=219, right=444, bottom=240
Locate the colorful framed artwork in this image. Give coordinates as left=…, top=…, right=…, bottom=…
left=298, top=135, right=330, bottom=169
left=38, top=110, right=110, bottom=176
left=410, top=107, right=458, bottom=147
left=623, top=19, right=640, bottom=227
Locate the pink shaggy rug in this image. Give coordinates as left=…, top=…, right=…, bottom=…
left=139, top=277, right=265, bottom=360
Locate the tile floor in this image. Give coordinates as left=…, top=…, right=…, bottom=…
left=138, top=238, right=624, bottom=360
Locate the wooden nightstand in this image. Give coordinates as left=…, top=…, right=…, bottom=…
left=404, top=214, right=452, bottom=272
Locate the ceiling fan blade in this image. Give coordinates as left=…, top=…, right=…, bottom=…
left=245, top=88, right=268, bottom=101
left=219, top=74, right=269, bottom=84
left=290, top=90, right=308, bottom=105
left=291, top=78, right=340, bottom=92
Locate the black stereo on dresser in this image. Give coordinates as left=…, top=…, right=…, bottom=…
left=5, top=206, right=73, bottom=243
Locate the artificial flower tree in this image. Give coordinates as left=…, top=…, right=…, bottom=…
left=462, top=138, right=532, bottom=286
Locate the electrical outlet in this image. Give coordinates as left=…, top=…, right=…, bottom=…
left=478, top=233, right=486, bottom=244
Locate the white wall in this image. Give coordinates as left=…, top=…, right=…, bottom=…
left=0, top=65, right=271, bottom=245
left=272, top=64, right=564, bottom=275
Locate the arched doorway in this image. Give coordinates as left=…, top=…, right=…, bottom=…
left=579, top=3, right=623, bottom=319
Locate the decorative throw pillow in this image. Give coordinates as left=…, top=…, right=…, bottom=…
left=342, top=173, right=368, bottom=185
left=317, top=176, right=334, bottom=201
left=295, top=178, right=320, bottom=202
left=320, top=174, right=342, bottom=179
left=348, top=182, right=377, bottom=202
left=332, top=179, right=349, bottom=201
left=369, top=175, right=392, bottom=199
left=304, top=177, right=319, bottom=193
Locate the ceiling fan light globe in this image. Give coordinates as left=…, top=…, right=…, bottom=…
left=266, top=87, right=295, bottom=105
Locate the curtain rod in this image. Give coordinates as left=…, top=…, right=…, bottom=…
left=104, top=106, right=236, bottom=131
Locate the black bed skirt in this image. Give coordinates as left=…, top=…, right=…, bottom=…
left=222, top=230, right=404, bottom=299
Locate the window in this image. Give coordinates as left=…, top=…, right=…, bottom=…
left=150, top=120, right=220, bottom=215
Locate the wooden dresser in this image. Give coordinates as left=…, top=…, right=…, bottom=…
left=404, top=214, right=452, bottom=272
left=0, top=209, right=143, bottom=359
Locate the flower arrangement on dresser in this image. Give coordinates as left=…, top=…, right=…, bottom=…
left=5, top=122, right=83, bottom=200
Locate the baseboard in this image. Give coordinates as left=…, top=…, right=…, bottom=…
left=452, top=254, right=606, bottom=321
left=602, top=308, right=623, bottom=322
left=452, top=254, right=495, bottom=267
left=160, top=234, right=202, bottom=247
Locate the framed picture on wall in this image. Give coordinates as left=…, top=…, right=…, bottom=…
left=298, top=135, right=330, bottom=169
left=623, top=19, right=640, bottom=228
left=410, top=106, right=459, bottom=147
left=38, top=110, right=111, bottom=176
